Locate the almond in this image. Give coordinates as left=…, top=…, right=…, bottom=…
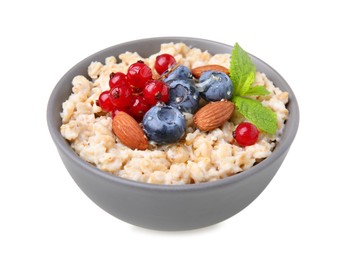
left=112, top=112, right=148, bottom=150
left=194, top=101, right=235, bottom=131
left=191, top=65, right=229, bottom=78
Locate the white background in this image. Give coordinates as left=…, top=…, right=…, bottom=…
left=1, top=0, right=343, bottom=259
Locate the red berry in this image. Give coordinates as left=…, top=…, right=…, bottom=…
left=129, top=96, right=151, bottom=122
left=127, top=61, right=152, bottom=90
left=155, top=54, right=176, bottom=75
left=143, top=80, right=169, bottom=106
left=233, top=122, right=259, bottom=146
left=109, top=85, right=134, bottom=109
left=109, top=72, right=129, bottom=89
left=98, top=90, right=115, bottom=112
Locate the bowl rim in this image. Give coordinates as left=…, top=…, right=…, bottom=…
left=47, top=36, right=299, bottom=192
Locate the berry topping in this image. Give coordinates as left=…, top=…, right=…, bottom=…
left=197, top=71, right=233, bottom=102
left=155, top=54, right=176, bottom=75
left=142, top=104, right=186, bottom=144
left=109, top=72, right=129, bottom=89
left=162, top=65, right=193, bottom=83
left=98, top=90, right=115, bottom=112
left=127, top=61, right=152, bottom=90
left=129, top=96, right=151, bottom=122
left=143, top=80, right=169, bottom=106
left=167, top=79, right=200, bottom=113
left=109, top=85, right=134, bottom=109
left=233, top=122, right=259, bottom=146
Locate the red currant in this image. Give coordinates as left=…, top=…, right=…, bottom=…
left=155, top=54, right=176, bottom=75
left=109, top=85, right=134, bottom=109
left=127, top=61, right=152, bottom=90
left=98, top=90, right=115, bottom=112
left=129, top=96, right=151, bottom=122
left=233, top=122, right=259, bottom=146
left=109, top=72, right=129, bottom=89
left=143, top=80, right=169, bottom=106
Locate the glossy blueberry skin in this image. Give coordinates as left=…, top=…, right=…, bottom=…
left=167, top=79, right=200, bottom=114
left=198, top=71, right=233, bottom=102
left=163, top=65, right=192, bottom=83
left=142, top=105, right=186, bottom=145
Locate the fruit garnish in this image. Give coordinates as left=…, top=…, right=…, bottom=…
left=143, top=80, right=169, bottom=106
left=162, top=65, right=193, bottom=83
left=167, top=79, right=200, bottom=114
left=230, top=43, right=277, bottom=134
left=109, top=72, right=129, bottom=89
left=129, top=96, right=151, bottom=122
left=197, top=71, right=233, bottom=102
left=127, top=61, right=152, bottom=90
left=109, top=85, right=134, bottom=109
left=98, top=90, right=115, bottom=112
left=142, top=104, right=186, bottom=144
left=155, top=54, right=176, bottom=75
left=233, top=122, right=259, bottom=146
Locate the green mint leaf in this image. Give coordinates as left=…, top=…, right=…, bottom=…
left=230, top=43, right=256, bottom=96
left=244, top=85, right=270, bottom=96
left=232, top=96, right=277, bottom=134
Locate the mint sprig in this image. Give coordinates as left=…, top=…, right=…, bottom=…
left=244, top=85, right=271, bottom=96
left=230, top=43, right=277, bottom=134
left=230, top=43, right=256, bottom=96
left=232, top=96, right=277, bottom=134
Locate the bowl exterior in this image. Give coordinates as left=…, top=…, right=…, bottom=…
left=47, top=37, right=299, bottom=231
left=56, top=144, right=289, bottom=231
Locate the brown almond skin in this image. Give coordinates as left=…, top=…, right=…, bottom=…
left=192, top=65, right=229, bottom=78
left=112, top=112, right=148, bottom=150
left=194, top=101, right=235, bottom=131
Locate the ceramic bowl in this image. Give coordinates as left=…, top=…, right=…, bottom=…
left=47, top=37, right=299, bottom=231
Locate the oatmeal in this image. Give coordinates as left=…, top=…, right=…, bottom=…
left=60, top=43, right=289, bottom=185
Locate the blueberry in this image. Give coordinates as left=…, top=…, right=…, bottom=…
left=167, top=79, right=200, bottom=114
left=142, top=104, right=186, bottom=145
left=197, top=71, right=233, bottom=102
left=162, top=65, right=192, bottom=83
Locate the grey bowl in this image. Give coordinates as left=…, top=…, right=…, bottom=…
left=47, top=37, right=299, bottom=231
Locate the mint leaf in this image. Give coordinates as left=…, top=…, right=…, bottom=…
left=232, top=96, right=277, bottom=134
left=230, top=43, right=278, bottom=134
left=244, top=85, right=270, bottom=96
left=230, top=43, right=256, bottom=96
